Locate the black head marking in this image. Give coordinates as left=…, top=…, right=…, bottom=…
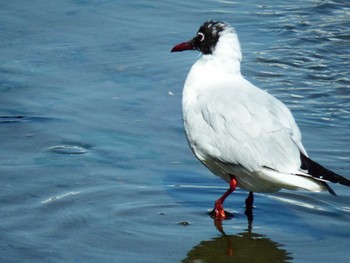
left=194, top=21, right=226, bottom=55
left=171, top=21, right=228, bottom=54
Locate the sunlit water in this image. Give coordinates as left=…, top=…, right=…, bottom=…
left=1, top=1, right=350, bottom=262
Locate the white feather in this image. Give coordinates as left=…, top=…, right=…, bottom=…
left=182, top=25, right=325, bottom=193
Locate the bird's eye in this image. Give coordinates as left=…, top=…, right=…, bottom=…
left=197, top=32, right=205, bottom=42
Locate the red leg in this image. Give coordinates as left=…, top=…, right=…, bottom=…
left=211, top=175, right=237, bottom=220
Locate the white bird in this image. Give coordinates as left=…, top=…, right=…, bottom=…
left=171, top=21, right=350, bottom=220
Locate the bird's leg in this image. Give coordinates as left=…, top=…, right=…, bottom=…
left=245, top=191, right=254, bottom=211
left=210, top=175, right=237, bottom=220
left=244, top=191, right=254, bottom=228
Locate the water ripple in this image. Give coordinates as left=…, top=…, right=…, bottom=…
left=49, top=145, right=88, bottom=155
left=0, top=115, right=54, bottom=124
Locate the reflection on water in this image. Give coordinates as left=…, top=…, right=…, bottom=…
left=182, top=220, right=293, bottom=263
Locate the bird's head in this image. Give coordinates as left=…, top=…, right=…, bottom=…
left=171, top=21, right=229, bottom=55
left=171, top=20, right=242, bottom=75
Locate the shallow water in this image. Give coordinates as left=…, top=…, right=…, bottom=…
left=1, top=1, right=350, bottom=262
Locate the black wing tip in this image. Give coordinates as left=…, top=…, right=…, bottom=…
left=323, top=182, right=337, bottom=196
left=300, top=152, right=350, bottom=194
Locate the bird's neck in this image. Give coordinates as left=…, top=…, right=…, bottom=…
left=183, top=31, right=243, bottom=102
left=198, top=31, right=242, bottom=75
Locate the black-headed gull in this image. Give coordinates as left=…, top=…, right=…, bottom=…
left=171, top=21, right=350, bottom=220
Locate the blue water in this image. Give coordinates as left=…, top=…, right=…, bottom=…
left=1, top=1, right=350, bottom=262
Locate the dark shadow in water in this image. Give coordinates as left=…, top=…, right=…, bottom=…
left=182, top=211, right=293, bottom=263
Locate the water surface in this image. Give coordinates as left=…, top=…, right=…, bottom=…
left=1, top=1, right=350, bottom=262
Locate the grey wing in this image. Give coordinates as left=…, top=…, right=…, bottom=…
left=190, top=86, right=305, bottom=173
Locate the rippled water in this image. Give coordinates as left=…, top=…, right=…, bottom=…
left=1, top=1, right=350, bottom=262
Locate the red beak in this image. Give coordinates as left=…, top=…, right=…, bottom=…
left=171, top=41, right=195, bottom=52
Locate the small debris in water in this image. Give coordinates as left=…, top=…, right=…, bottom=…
left=177, top=221, right=191, bottom=226
left=158, top=212, right=167, bottom=216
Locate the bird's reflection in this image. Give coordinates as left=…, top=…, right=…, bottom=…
left=182, top=229, right=293, bottom=263
left=182, top=203, right=293, bottom=263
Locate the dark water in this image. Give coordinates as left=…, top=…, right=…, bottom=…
left=1, top=1, right=350, bottom=262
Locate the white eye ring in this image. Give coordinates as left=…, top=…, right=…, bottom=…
left=197, top=32, right=205, bottom=42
